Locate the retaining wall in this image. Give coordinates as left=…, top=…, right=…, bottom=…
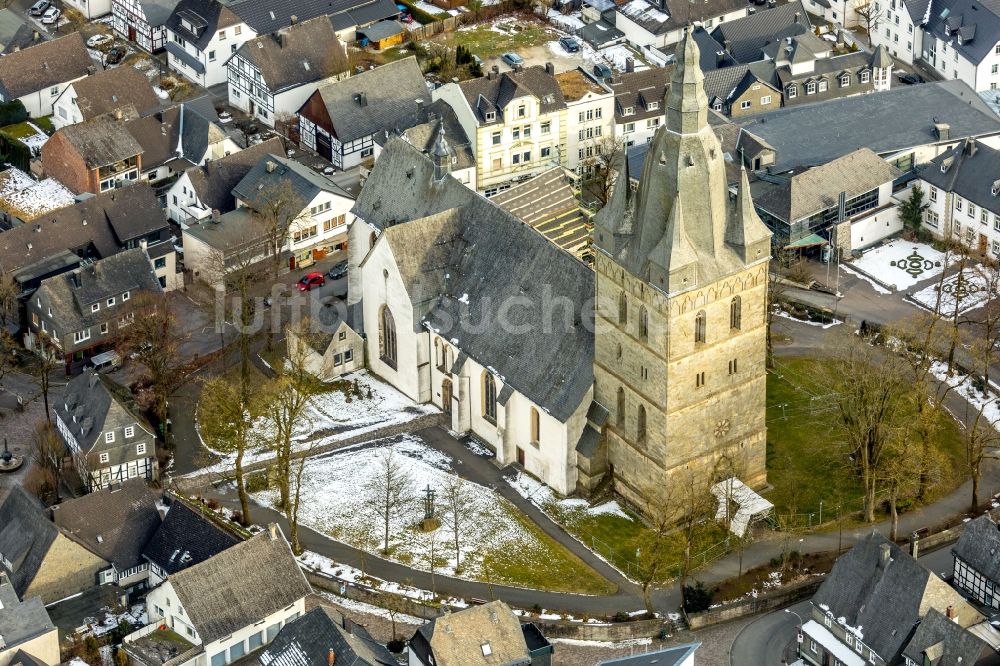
left=685, top=577, right=824, bottom=630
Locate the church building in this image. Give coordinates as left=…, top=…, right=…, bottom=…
left=348, top=31, right=771, bottom=508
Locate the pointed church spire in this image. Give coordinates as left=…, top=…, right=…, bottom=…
left=665, top=28, right=709, bottom=135
left=725, top=165, right=771, bottom=263
left=648, top=191, right=698, bottom=291
left=592, top=146, right=633, bottom=256
left=432, top=120, right=450, bottom=181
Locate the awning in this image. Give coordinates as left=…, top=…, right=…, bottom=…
left=166, top=42, right=205, bottom=74
left=785, top=233, right=829, bottom=249
left=711, top=477, right=774, bottom=537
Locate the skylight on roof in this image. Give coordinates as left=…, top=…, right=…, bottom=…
left=940, top=7, right=951, bottom=18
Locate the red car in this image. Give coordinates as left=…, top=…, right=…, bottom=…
left=297, top=272, right=326, bottom=291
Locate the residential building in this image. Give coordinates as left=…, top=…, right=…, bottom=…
left=297, top=57, right=430, bottom=170
left=771, top=43, right=893, bottom=108
left=734, top=79, right=1000, bottom=173
left=51, top=479, right=163, bottom=601
left=0, top=486, right=108, bottom=604
left=0, top=185, right=174, bottom=303
left=0, top=34, right=93, bottom=118
left=606, top=67, right=670, bottom=147
left=397, top=102, right=477, bottom=189
left=751, top=148, right=902, bottom=252
left=710, top=2, right=814, bottom=63
left=226, top=16, right=350, bottom=127
left=917, top=138, right=1000, bottom=258
left=556, top=67, right=615, bottom=176
left=0, top=10, right=44, bottom=56
left=0, top=574, right=59, bottom=666
left=588, top=30, right=772, bottom=505
left=27, top=249, right=164, bottom=374
left=614, top=0, right=752, bottom=49
left=166, top=136, right=284, bottom=225
left=801, top=532, right=982, bottom=666
left=259, top=606, right=396, bottom=666
left=952, top=514, right=1000, bottom=609
left=868, top=0, right=926, bottom=65
left=41, top=114, right=144, bottom=195
left=433, top=64, right=567, bottom=195
left=141, top=499, right=240, bottom=588
left=53, top=369, right=160, bottom=488
left=52, top=67, right=161, bottom=129
left=112, top=0, right=180, bottom=52
left=408, top=601, right=553, bottom=666
left=124, top=100, right=239, bottom=185
left=596, top=644, right=700, bottom=666
left=702, top=63, right=781, bottom=118
left=126, top=527, right=312, bottom=666
left=286, top=306, right=363, bottom=381
left=901, top=608, right=1000, bottom=666
left=921, top=0, right=1000, bottom=92
left=0, top=168, right=75, bottom=227
left=184, top=153, right=355, bottom=283
left=354, top=137, right=594, bottom=496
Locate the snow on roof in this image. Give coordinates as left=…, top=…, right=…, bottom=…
left=620, top=0, right=669, bottom=24
left=711, top=477, right=773, bottom=537
left=803, top=620, right=866, bottom=666
left=0, top=168, right=75, bottom=222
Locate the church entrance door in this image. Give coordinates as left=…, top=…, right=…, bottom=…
left=441, top=378, right=452, bottom=413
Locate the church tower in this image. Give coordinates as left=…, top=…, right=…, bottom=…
left=588, top=30, right=772, bottom=509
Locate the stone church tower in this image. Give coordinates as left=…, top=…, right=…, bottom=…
left=588, top=30, right=772, bottom=510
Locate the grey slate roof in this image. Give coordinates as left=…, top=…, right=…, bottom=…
left=0, top=33, right=92, bottom=100
left=303, top=57, right=430, bottom=144
left=0, top=574, right=55, bottom=652
left=357, top=138, right=594, bottom=422
left=184, top=136, right=284, bottom=213
left=69, top=67, right=161, bottom=122
left=702, top=62, right=778, bottom=105
left=35, top=247, right=163, bottom=334
left=751, top=148, right=900, bottom=222
left=231, top=17, right=349, bottom=95
left=56, top=115, right=144, bottom=169
left=903, top=0, right=932, bottom=22
left=0, top=9, right=42, bottom=55
left=125, top=101, right=227, bottom=171
left=920, top=139, right=1000, bottom=215
left=139, top=0, right=181, bottom=26
left=607, top=67, right=670, bottom=124
left=459, top=66, right=566, bottom=124
left=165, top=0, right=241, bottom=51
left=690, top=26, right=733, bottom=71
left=141, top=500, right=240, bottom=575
left=618, top=0, right=748, bottom=37
left=0, top=185, right=166, bottom=277
left=258, top=606, right=396, bottom=666
left=183, top=207, right=259, bottom=252
left=52, top=478, right=162, bottom=571
left=327, top=0, right=398, bottom=32
left=711, top=1, right=811, bottom=62
left=596, top=643, right=701, bottom=665
left=953, top=513, right=1000, bottom=582
left=168, top=529, right=312, bottom=645
left=232, top=154, right=352, bottom=210
left=0, top=487, right=58, bottom=599
left=398, top=101, right=476, bottom=172
left=54, top=368, right=158, bottom=463
left=735, top=79, right=1000, bottom=171
left=229, top=0, right=395, bottom=36
left=901, top=609, right=1000, bottom=666
left=924, top=0, right=1000, bottom=66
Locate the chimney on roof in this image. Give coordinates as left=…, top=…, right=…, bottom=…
left=946, top=605, right=957, bottom=621
left=934, top=122, right=951, bottom=141
left=114, top=108, right=123, bottom=121
left=266, top=160, right=277, bottom=173
left=794, top=11, right=800, bottom=23
left=965, top=137, right=978, bottom=156
left=87, top=65, right=96, bottom=76
left=416, top=98, right=424, bottom=116
left=278, top=31, right=285, bottom=48
left=626, top=56, right=634, bottom=72
left=290, top=14, right=298, bottom=24
left=327, top=649, right=335, bottom=666
left=267, top=523, right=278, bottom=540
left=355, top=92, right=367, bottom=107
left=878, top=542, right=891, bottom=569
left=544, top=61, right=554, bottom=75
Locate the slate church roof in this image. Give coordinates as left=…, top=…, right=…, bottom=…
left=358, top=138, right=595, bottom=422
left=258, top=606, right=396, bottom=666
left=142, top=500, right=240, bottom=575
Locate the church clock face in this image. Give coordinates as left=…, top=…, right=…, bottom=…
left=714, top=419, right=731, bottom=438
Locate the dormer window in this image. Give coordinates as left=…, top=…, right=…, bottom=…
left=818, top=80, right=828, bottom=92
left=125, top=425, right=135, bottom=438
left=122, top=291, right=130, bottom=301
left=105, top=431, right=115, bottom=443
left=517, top=105, right=526, bottom=118
left=840, top=74, right=850, bottom=87
left=624, top=106, right=635, bottom=115
left=805, top=82, right=816, bottom=94
left=91, top=303, right=100, bottom=313
left=106, top=297, right=115, bottom=307
left=647, top=100, right=659, bottom=110
left=787, top=84, right=797, bottom=98
left=99, top=452, right=110, bottom=463
left=860, top=70, right=870, bottom=83
left=485, top=111, right=496, bottom=122
left=992, top=181, right=1000, bottom=196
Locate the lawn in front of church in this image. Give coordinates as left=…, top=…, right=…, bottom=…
left=765, top=357, right=967, bottom=529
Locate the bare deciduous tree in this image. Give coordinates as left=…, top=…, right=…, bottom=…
left=855, top=0, right=885, bottom=37
left=365, top=447, right=415, bottom=554
left=31, top=422, right=64, bottom=503
left=441, top=474, right=476, bottom=574
left=590, top=137, right=626, bottom=207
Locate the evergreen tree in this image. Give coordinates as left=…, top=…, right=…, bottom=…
left=900, top=184, right=929, bottom=232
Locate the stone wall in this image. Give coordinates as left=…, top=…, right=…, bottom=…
left=685, top=577, right=824, bottom=630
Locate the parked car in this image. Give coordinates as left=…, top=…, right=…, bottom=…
left=41, top=7, right=60, bottom=24
left=558, top=36, right=580, bottom=53
left=105, top=45, right=126, bottom=64
left=86, top=33, right=112, bottom=48
left=297, top=272, right=326, bottom=291
left=898, top=73, right=923, bottom=85
left=28, top=0, right=49, bottom=16
left=593, top=63, right=613, bottom=78
left=327, top=261, right=348, bottom=280
left=501, top=52, right=524, bottom=68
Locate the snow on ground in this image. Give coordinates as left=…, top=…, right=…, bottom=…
left=774, top=309, right=842, bottom=329
left=84, top=603, right=148, bottom=637
left=0, top=168, right=74, bottom=219
left=910, top=264, right=997, bottom=316
left=195, top=371, right=438, bottom=471
left=317, top=591, right=425, bottom=624
left=152, top=86, right=170, bottom=100
left=508, top=470, right=634, bottom=521
left=253, top=435, right=564, bottom=583
left=594, top=44, right=649, bottom=72
left=410, top=0, right=447, bottom=14
left=930, top=361, right=1000, bottom=431
left=551, top=637, right=654, bottom=649
left=18, top=122, right=48, bottom=153
left=547, top=8, right=586, bottom=32
left=848, top=239, right=949, bottom=291
left=840, top=264, right=892, bottom=295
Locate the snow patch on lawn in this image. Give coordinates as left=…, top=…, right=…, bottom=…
left=594, top=44, right=649, bottom=72
left=840, top=264, right=892, bottom=295
left=910, top=265, right=998, bottom=316
left=930, top=361, right=1000, bottom=431
left=848, top=239, right=949, bottom=291
left=547, top=8, right=586, bottom=31
left=774, top=309, right=842, bottom=329
left=551, top=637, right=654, bottom=648
left=508, top=470, right=633, bottom=520
left=316, top=591, right=425, bottom=625
left=18, top=122, right=49, bottom=153
left=82, top=603, right=148, bottom=637
left=0, top=168, right=74, bottom=219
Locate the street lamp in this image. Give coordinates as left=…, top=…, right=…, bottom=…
left=785, top=609, right=805, bottom=659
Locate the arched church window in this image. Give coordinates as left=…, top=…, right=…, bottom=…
left=618, top=291, right=628, bottom=325
left=483, top=372, right=497, bottom=423
left=695, top=310, right=707, bottom=344
left=730, top=296, right=742, bottom=330
left=379, top=305, right=397, bottom=368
